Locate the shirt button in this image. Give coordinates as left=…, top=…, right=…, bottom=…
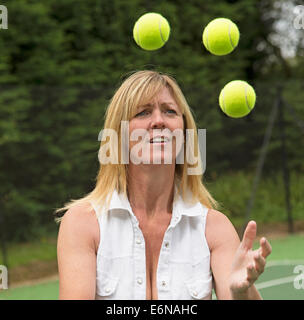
left=137, top=277, right=143, bottom=285
left=161, top=280, right=166, bottom=287
left=164, top=242, right=169, bottom=248
left=105, top=288, right=111, bottom=293
left=136, top=239, right=141, bottom=245
left=193, top=291, right=198, bottom=297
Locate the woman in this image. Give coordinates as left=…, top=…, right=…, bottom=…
left=56, top=70, right=272, bottom=300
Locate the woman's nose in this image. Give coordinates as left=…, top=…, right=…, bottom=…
left=150, top=110, right=165, bottom=128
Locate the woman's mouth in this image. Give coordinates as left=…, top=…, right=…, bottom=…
left=149, top=136, right=171, bottom=144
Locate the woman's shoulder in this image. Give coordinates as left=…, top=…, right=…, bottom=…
left=206, top=208, right=231, bottom=224
left=61, top=201, right=96, bottom=225
left=206, top=208, right=240, bottom=251
left=58, top=201, right=99, bottom=252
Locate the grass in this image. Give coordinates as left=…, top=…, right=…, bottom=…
left=256, top=233, right=304, bottom=261
left=0, top=279, right=59, bottom=300
left=0, top=237, right=57, bottom=269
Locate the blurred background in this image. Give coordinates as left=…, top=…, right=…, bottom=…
left=0, top=0, right=303, bottom=299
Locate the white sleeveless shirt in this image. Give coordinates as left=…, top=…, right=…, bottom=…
left=90, top=187, right=213, bottom=300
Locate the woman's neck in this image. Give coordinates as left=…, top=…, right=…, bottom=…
left=127, top=164, right=175, bottom=217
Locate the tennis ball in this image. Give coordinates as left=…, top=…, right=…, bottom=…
left=133, top=12, right=170, bottom=51
left=219, top=80, right=256, bottom=118
left=202, top=18, right=240, bottom=55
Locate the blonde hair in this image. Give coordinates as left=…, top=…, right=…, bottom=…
left=55, top=70, right=219, bottom=221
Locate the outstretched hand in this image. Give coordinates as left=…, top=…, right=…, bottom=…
left=229, top=221, right=272, bottom=296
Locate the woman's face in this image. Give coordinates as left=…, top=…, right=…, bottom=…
left=128, top=86, right=184, bottom=165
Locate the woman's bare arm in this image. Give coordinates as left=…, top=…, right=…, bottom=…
left=57, top=203, right=99, bottom=300
left=206, top=209, right=271, bottom=300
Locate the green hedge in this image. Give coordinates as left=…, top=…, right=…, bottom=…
left=206, top=170, right=304, bottom=228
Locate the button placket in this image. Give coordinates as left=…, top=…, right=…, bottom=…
left=132, top=220, right=146, bottom=299
left=157, top=228, right=172, bottom=299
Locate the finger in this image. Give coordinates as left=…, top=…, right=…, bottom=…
left=253, top=251, right=266, bottom=274
left=241, top=220, right=257, bottom=251
left=260, top=237, right=272, bottom=258
left=247, top=263, right=259, bottom=283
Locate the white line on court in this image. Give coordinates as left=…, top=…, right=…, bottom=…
left=266, top=260, right=304, bottom=267
left=255, top=275, right=296, bottom=290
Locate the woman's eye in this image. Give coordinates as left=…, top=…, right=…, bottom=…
left=136, top=110, right=149, bottom=117
left=135, top=109, right=176, bottom=117
left=167, top=109, right=177, bottom=114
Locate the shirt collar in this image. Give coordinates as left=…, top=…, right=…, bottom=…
left=173, top=190, right=204, bottom=217
left=107, top=189, right=133, bottom=214
left=106, top=186, right=203, bottom=219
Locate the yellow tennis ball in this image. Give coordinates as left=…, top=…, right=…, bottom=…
left=133, top=12, right=170, bottom=51
left=219, top=80, right=256, bottom=118
left=202, top=18, right=240, bottom=55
